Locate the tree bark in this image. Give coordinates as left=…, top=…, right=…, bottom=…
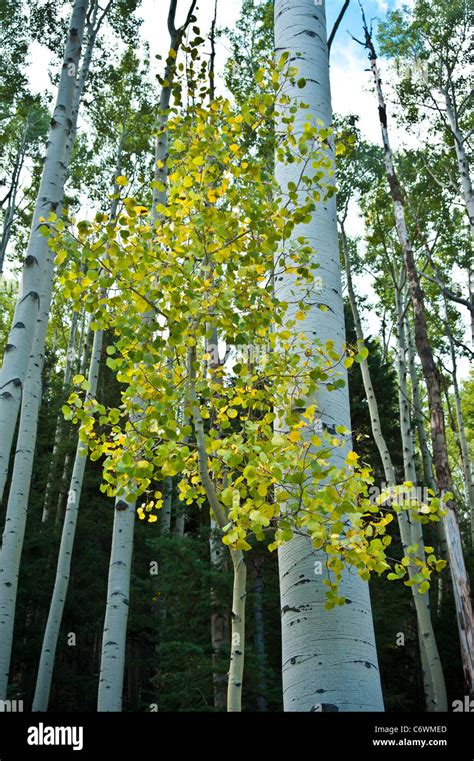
left=32, top=326, right=103, bottom=710
left=343, top=227, right=446, bottom=711
left=0, top=283, right=54, bottom=699
left=209, top=519, right=229, bottom=710
left=363, top=19, right=473, bottom=694
left=395, top=283, right=447, bottom=711
left=443, top=90, right=474, bottom=239
left=97, top=496, right=136, bottom=711
left=0, top=0, right=89, bottom=504
left=275, top=0, right=384, bottom=712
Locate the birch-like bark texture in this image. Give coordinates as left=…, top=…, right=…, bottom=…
left=209, top=519, right=230, bottom=709
left=395, top=284, right=447, bottom=712
left=33, top=141, right=123, bottom=709
left=343, top=229, right=446, bottom=711
left=0, top=283, right=54, bottom=699
left=0, top=0, right=89, bottom=504
left=443, top=90, right=474, bottom=240
left=32, top=327, right=103, bottom=711
left=189, top=345, right=247, bottom=712
left=97, top=497, right=136, bottom=711
left=275, top=0, right=383, bottom=712
left=227, top=550, right=246, bottom=712
left=405, top=313, right=436, bottom=492
left=363, top=19, right=474, bottom=693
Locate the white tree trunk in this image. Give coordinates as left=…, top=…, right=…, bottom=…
left=0, top=0, right=89, bottom=504
left=443, top=91, right=474, bottom=239
left=33, top=137, right=124, bottom=708
left=365, top=23, right=474, bottom=694
left=405, top=313, right=436, bottom=491
left=32, top=327, right=103, bottom=711
left=275, top=0, right=383, bottom=712
left=0, top=284, right=54, bottom=698
left=209, top=518, right=229, bottom=709
left=97, top=497, right=135, bottom=711
left=227, top=550, right=246, bottom=712
left=395, top=285, right=447, bottom=712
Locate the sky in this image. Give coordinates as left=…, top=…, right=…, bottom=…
left=20, top=0, right=470, bottom=377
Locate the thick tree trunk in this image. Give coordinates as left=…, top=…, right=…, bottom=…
left=0, top=0, right=89, bottom=504
left=275, top=0, right=383, bottom=712
left=364, top=23, right=474, bottom=694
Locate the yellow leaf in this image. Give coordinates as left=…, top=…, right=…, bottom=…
left=346, top=450, right=359, bottom=464
left=115, top=175, right=129, bottom=186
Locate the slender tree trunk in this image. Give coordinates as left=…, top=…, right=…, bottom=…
left=227, top=550, right=246, bottom=712
left=343, top=227, right=446, bottom=711
left=160, top=478, right=172, bottom=535
left=363, top=20, right=473, bottom=693
left=405, top=312, right=436, bottom=491
left=32, top=146, right=123, bottom=709
left=275, top=0, right=384, bottom=712
left=0, top=0, right=89, bottom=505
left=97, top=497, right=136, bottom=711
left=209, top=519, right=229, bottom=710
left=406, top=310, right=448, bottom=617
left=443, top=90, right=474, bottom=239
left=394, top=283, right=447, bottom=712
left=189, top=345, right=247, bottom=712
left=0, top=283, right=55, bottom=698
left=32, top=327, right=103, bottom=710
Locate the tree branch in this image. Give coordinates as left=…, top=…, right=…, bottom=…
left=328, top=0, right=350, bottom=53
